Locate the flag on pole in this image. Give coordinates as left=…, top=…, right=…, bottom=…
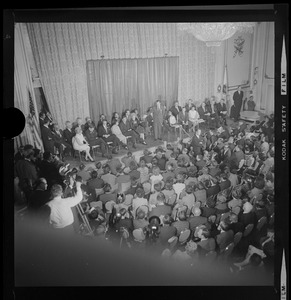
left=222, top=65, right=231, bottom=116
left=27, top=88, right=44, bottom=151
left=222, top=65, right=228, bottom=95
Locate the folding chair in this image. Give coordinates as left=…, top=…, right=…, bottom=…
left=168, top=236, right=178, bottom=251
left=233, top=231, right=243, bottom=246
left=219, top=242, right=235, bottom=262
left=91, top=145, right=101, bottom=160
left=256, top=216, right=267, bottom=232
left=74, top=149, right=86, bottom=162
left=268, top=213, right=274, bottom=227
left=178, top=229, right=191, bottom=245
left=243, top=223, right=254, bottom=237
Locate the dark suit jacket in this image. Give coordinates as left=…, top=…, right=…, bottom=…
left=38, top=160, right=63, bottom=188
left=41, top=125, right=55, bottom=153
left=178, top=111, right=188, bottom=124
left=197, top=106, right=207, bottom=120
left=188, top=216, right=208, bottom=231
left=233, top=91, right=244, bottom=108
left=190, top=134, right=204, bottom=156
left=97, top=124, right=112, bottom=138
left=63, top=128, right=75, bottom=145
left=83, top=121, right=96, bottom=133
left=28, top=190, right=51, bottom=210
left=52, top=129, right=65, bottom=144
left=197, top=238, right=216, bottom=254
left=206, top=184, right=220, bottom=198
left=201, top=207, right=217, bottom=218
left=148, top=205, right=172, bottom=219
left=119, top=120, right=132, bottom=134
left=215, top=102, right=227, bottom=116
left=239, top=212, right=255, bottom=227
left=219, top=179, right=231, bottom=191
left=15, top=159, right=38, bottom=186
left=170, top=106, right=181, bottom=118
left=228, top=222, right=244, bottom=234
left=216, top=229, right=234, bottom=251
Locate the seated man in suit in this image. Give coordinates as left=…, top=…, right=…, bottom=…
left=52, top=123, right=72, bottom=158
left=148, top=193, right=172, bottom=219
left=247, top=96, right=256, bottom=111
left=63, top=121, right=75, bottom=150
left=215, top=98, right=228, bottom=126
left=97, top=120, right=119, bottom=154
left=119, top=115, right=138, bottom=148
left=198, top=100, right=211, bottom=127
left=84, top=124, right=108, bottom=158
left=72, top=117, right=85, bottom=133
left=170, top=101, right=182, bottom=119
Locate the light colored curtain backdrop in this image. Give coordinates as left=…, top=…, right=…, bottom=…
left=14, top=23, right=43, bottom=150
left=26, top=23, right=215, bottom=126
left=86, top=57, right=179, bottom=121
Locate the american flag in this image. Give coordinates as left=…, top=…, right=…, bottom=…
left=27, top=88, right=44, bottom=151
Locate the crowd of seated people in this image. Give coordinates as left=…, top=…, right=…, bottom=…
left=14, top=110, right=275, bottom=278
left=37, top=96, right=235, bottom=163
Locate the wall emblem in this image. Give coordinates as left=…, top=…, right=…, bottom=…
left=233, top=36, right=245, bottom=58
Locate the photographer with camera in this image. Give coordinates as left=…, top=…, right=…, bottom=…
left=144, top=216, right=162, bottom=251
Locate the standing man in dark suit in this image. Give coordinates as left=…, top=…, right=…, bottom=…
left=232, top=86, right=244, bottom=122
left=152, top=100, right=165, bottom=141
left=190, top=128, right=204, bottom=156
left=41, top=117, right=55, bottom=154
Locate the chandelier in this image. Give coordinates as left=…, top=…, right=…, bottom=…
left=177, top=23, right=256, bottom=47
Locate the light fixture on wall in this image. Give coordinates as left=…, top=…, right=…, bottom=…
left=177, top=23, right=256, bottom=47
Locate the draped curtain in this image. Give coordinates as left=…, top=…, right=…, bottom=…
left=26, top=23, right=215, bottom=126
left=14, top=23, right=43, bottom=151
left=86, top=57, right=179, bottom=121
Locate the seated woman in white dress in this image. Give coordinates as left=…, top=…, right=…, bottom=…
left=188, top=105, right=200, bottom=131
left=111, top=119, right=129, bottom=149
left=168, top=110, right=179, bottom=127
left=72, top=127, right=94, bottom=162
